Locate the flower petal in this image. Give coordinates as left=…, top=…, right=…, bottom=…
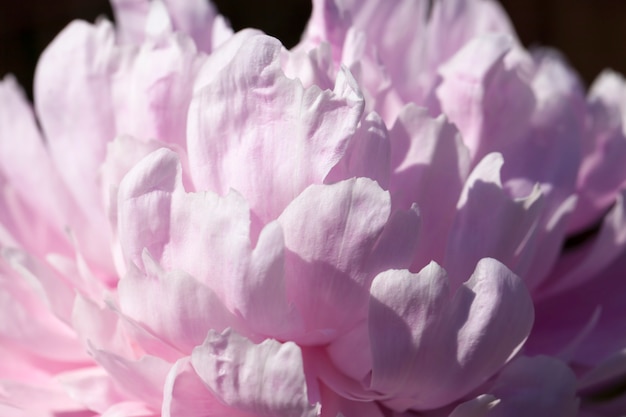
left=34, top=19, right=118, bottom=274
left=117, top=148, right=300, bottom=341
left=0, top=77, right=75, bottom=257
left=389, top=105, right=470, bottom=270
left=187, top=34, right=363, bottom=227
left=325, top=111, right=391, bottom=190
left=111, top=35, right=202, bottom=149
left=278, top=178, right=409, bottom=342
left=571, top=70, right=626, bottom=232
left=368, top=258, right=534, bottom=410
left=118, top=252, right=237, bottom=354
left=437, top=34, right=535, bottom=162
left=191, top=329, right=320, bottom=417
left=444, top=153, right=544, bottom=288
left=487, top=356, right=578, bottom=417
left=162, top=357, right=248, bottom=417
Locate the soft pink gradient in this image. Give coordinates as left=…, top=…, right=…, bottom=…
left=1, top=0, right=625, bottom=416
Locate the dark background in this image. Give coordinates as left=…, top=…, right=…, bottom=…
left=1, top=0, right=625, bottom=97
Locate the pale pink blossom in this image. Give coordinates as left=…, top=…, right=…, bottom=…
left=0, top=1, right=625, bottom=417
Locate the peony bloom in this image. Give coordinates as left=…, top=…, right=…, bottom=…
left=0, top=0, right=624, bottom=416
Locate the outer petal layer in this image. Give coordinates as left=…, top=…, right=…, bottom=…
left=368, top=258, right=534, bottom=410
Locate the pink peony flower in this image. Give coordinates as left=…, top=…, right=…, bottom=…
left=0, top=1, right=624, bottom=416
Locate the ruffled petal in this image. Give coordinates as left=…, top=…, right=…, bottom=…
left=278, top=178, right=418, bottom=342
left=118, top=252, right=237, bottom=354
left=187, top=33, right=364, bottom=227
left=437, top=34, right=535, bottom=162
left=118, top=148, right=302, bottom=341
left=325, top=111, right=391, bottom=189
left=389, top=105, right=470, bottom=270
left=571, top=70, right=626, bottom=232
left=191, top=329, right=320, bottom=417
left=368, top=258, right=534, bottom=410
left=111, top=35, right=203, bottom=149
left=162, top=357, right=248, bottom=417
left=444, top=153, right=544, bottom=288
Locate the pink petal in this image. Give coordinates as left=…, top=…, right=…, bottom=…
left=325, top=111, right=391, bottom=190
left=230, top=221, right=304, bottom=340
left=89, top=347, right=170, bottom=411
left=437, top=34, right=535, bottom=162
left=325, top=320, right=372, bottom=382
left=117, top=147, right=249, bottom=289
left=368, top=258, right=534, bottom=410
left=34, top=19, right=116, bottom=217
left=117, top=148, right=300, bottom=341
left=278, top=178, right=418, bottom=342
left=0, top=256, right=87, bottom=363
left=57, top=367, right=127, bottom=414
left=101, top=401, right=159, bottom=417
left=500, top=48, right=584, bottom=203
left=487, top=356, right=578, bottom=417
left=160, top=0, right=226, bottom=53
left=191, top=329, right=320, bottom=417
left=339, top=30, right=394, bottom=120
left=541, top=189, right=626, bottom=296
left=578, top=351, right=626, bottom=416
left=3, top=248, right=76, bottom=325
left=111, top=35, right=203, bottom=149
left=528, top=251, right=626, bottom=368
left=302, top=0, right=350, bottom=57
left=444, top=153, right=543, bottom=288
left=34, top=19, right=118, bottom=275
left=498, top=50, right=584, bottom=288
left=388, top=105, right=470, bottom=270
left=281, top=44, right=334, bottom=91
left=116, top=148, right=183, bottom=271
left=305, top=0, right=429, bottom=101
left=118, top=252, right=237, bottom=354
left=570, top=70, right=626, bottom=232
left=187, top=33, right=363, bottom=227
left=303, top=0, right=516, bottom=117
left=317, top=381, right=386, bottom=417
left=0, top=378, right=88, bottom=417
left=428, top=0, right=516, bottom=64
left=110, top=0, right=150, bottom=44
left=101, top=135, right=179, bottom=276
left=162, top=357, right=250, bottom=417
left=0, top=77, right=75, bottom=257
left=73, top=292, right=184, bottom=364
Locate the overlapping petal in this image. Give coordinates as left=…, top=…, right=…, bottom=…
left=3, top=0, right=626, bottom=416
left=368, top=258, right=533, bottom=410
left=187, top=33, right=364, bottom=227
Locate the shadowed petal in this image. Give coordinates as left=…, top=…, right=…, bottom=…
left=191, top=329, right=320, bottom=417
left=187, top=34, right=364, bottom=227
left=368, top=259, right=533, bottom=410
